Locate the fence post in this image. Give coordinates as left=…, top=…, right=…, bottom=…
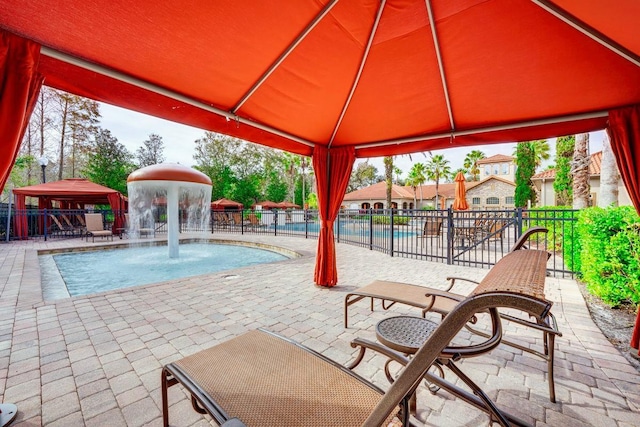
left=446, top=208, right=453, bottom=264
left=274, top=209, right=278, bottom=237
left=369, top=208, right=374, bottom=250
left=43, top=208, right=48, bottom=241
left=304, top=209, right=308, bottom=239
left=516, top=207, right=523, bottom=238
left=336, top=211, right=340, bottom=243
left=389, top=208, right=394, bottom=257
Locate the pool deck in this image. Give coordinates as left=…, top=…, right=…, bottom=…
left=0, top=234, right=639, bottom=426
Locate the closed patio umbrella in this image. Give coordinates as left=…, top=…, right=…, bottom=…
left=452, top=172, right=469, bottom=211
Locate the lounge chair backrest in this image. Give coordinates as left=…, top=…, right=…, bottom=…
left=49, top=214, right=66, bottom=230
left=364, top=251, right=552, bottom=425
left=85, top=213, right=105, bottom=232
left=510, top=226, right=548, bottom=252
left=422, top=217, right=442, bottom=236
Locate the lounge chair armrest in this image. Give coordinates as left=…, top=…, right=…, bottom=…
left=445, top=276, right=480, bottom=291
left=422, top=289, right=465, bottom=312
left=221, top=418, right=247, bottom=427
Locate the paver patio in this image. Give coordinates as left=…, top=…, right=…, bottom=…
left=0, top=234, right=638, bottom=426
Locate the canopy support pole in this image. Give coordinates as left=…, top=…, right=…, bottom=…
left=328, top=0, right=386, bottom=148
left=425, top=0, right=455, bottom=130
left=532, top=0, right=640, bottom=68
left=40, top=47, right=316, bottom=148
left=232, top=0, right=339, bottom=113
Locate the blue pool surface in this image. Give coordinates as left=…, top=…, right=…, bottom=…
left=52, top=243, right=289, bottom=296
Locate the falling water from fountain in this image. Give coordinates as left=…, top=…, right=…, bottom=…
left=127, top=164, right=212, bottom=258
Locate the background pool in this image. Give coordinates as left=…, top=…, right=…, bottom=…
left=50, top=243, right=289, bottom=297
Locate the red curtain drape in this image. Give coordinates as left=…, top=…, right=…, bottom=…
left=0, top=30, right=43, bottom=194
left=13, top=193, right=27, bottom=239
left=107, top=192, right=126, bottom=233
left=607, top=104, right=640, bottom=354
left=312, top=145, right=355, bottom=287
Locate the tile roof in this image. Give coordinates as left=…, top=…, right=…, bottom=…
left=476, top=154, right=514, bottom=164
left=532, top=151, right=603, bottom=180
left=343, top=175, right=512, bottom=202
left=343, top=181, right=414, bottom=201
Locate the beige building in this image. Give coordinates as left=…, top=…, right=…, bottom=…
left=532, top=151, right=632, bottom=207
left=343, top=176, right=516, bottom=210
left=477, top=154, right=516, bottom=182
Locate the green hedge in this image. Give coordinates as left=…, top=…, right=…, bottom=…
left=576, top=206, right=640, bottom=307
left=372, top=215, right=410, bottom=226
left=525, top=206, right=576, bottom=257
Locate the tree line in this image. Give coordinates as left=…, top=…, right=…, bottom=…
left=4, top=88, right=314, bottom=210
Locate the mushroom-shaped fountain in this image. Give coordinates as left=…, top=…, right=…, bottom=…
left=127, top=164, right=212, bottom=258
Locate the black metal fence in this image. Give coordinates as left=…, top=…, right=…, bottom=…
left=0, top=206, right=577, bottom=277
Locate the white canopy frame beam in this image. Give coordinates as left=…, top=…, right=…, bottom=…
left=355, top=109, right=608, bottom=150
left=532, top=0, right=640, bottom=68
left=425, top=0, right=455, bottom=130
left=40, top=46, right=316, bottom=148
left=327, top=0, right=387, bottom=148
left=231, top=0, right=340, bottom=114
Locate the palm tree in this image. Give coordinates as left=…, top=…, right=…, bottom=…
left=463, top=150, right=485, bottom=181
left=531, top=139, right=551, bottom=170
left=572, top=133, right=590, bottom=209
left=425, top=154, right=451, bottom=209
left=383, top=156, right=393, bottom=209
left=408, top=162, right=427, bottom=204
left=599, top=135, right=619, bottom=207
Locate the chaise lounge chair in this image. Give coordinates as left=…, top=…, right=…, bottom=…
left=161, top=259, right=553, bottom=427
left=344, top=227, right=562, bottom=402
left=84, top=213, right=114, bottom=242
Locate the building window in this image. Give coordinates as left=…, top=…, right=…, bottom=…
left=502, top=163, right=509, bottom=174
left=373, top=202, right=383, bottom=210
left=505, top=196, right=514, bottom=205
left=493, top=165, right=499, bottom=175
left=361, top=202, right=370, bottom=210
left=472, top=197, right=480, bottom=205
left=484, top=165, right=490, bottom=176
left=486, top=197, right=500, bottom=205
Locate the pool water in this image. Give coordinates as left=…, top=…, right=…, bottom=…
left=49, top=243, right=289, bottom=297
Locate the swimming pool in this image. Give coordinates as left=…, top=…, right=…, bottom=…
left=42, top=243, right=290, bottom=297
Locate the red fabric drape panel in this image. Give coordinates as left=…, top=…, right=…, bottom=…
left=107, top=193, right=125, bottom=232
left=0, top=30, right=42, bottom=193
left=607, top=105, right=640, bottom=353
left=13, top=193, right=27, bottom=239
left=312, top=145, right=355, bottom=287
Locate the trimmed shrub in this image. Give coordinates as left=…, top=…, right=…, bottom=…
left=577, top=206, right=640, bottom=307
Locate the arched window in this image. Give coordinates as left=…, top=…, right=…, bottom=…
left=402, top=202, right=408, bottom=209
left=486, top=197, right=500, bottom=205
left=373, top=202, right=384, bottom=210
left=361, top=202, right=370, bottom=210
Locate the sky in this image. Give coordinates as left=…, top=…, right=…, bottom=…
left=100, top=102, right=607, bottom=181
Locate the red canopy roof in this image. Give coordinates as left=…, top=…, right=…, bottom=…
left=13, top=178, right=122, bottom=205
left=1, top=1, right=639, bottom=157
left=211, top=198, right=243, bottom=209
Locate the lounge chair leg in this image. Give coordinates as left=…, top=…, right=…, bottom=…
left=445, top=360, right=510, bottom=427
left=161, top=368, right=178, bottom=427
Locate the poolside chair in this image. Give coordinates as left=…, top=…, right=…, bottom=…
left=84, top=213, right=113, bottom=242
left=344, top=227, right=561, bottom=402
left=417, top=217, right=442, bottom=246
left=124, top=213, right=155, bottom=238
left=48, top=214, right=73, bottom=237
left=162, top=265, right=553, bottom=427
left=60, top=214, right=85, bottom=236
